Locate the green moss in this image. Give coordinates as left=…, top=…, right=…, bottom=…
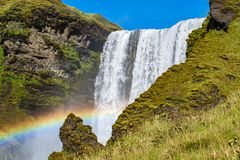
left=58, top=45, right=79, bottom=61
left=209, top=0, right=240, bottom=17
left=53, top=113, right=103, bottom=158
left=0, top=71, right=34, bottom=125
left=0, top=45, right=4, bottom=74
left=79, top=61, right=93, bottom=73
left=57, top=44, right=82, bottom=75
left=0, top=0, right=64, bottom=19
left=4, top=28, right=30, bottom=39
left=186, top=17, right=209, bottom=57
left=42, top=34, right=59, bottom=49
left=88, top=14, right=122, bottom=31
left=222, top=0, right=240, bottom=17
left=0, top=67, right=70, bottom=125
left=45, top=77, right=70, bottom=92
left=89, top=50, right=100, bottom=61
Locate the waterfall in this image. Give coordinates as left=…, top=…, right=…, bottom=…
left=92, top=18, right=205, bottom=144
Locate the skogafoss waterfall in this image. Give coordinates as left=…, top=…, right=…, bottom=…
left=93, top=18, right=205, bottom=144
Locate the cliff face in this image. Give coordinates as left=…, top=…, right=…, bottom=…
left=110, top=0, right=240, bottom=142
left=0, top=0, right=120, bottom=127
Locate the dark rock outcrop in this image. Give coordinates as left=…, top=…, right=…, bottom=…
left=208, top=0, right=235, bottom=31
left=49, top=113, right=103, bottom=159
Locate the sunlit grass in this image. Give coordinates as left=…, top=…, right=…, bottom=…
left=68, top=91, right=240, bottom=160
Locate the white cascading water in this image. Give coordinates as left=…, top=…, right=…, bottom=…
left=92, top=18, right=205, bottom=144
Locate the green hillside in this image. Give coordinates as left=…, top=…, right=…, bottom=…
left=69, top=91, right=240, bottom=160
left=0, top=0, right=120, bottom=32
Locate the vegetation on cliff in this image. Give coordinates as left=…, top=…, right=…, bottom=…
left=0, top=0, right=120, bottom=129
left=0, top=0, right=120, bottom=32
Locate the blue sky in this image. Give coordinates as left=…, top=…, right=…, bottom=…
left=62, top=0, right=209, bottom=30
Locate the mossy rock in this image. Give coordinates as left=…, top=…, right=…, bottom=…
left=49, top=113, right=103, bottom=159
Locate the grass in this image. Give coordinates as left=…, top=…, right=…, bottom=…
left=111, top=16, right=240, bottom=141
left=0, top=0, right=120, bottom=32
left=0, top=0, right=60, bottom=17
left=67, top=6, right=121, bottom=31
left=68, top=91, right=240, bottom=160
left=88, top=14, right=122, bottom=31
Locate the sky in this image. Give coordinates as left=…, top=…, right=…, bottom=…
left=62, top=0, right=209, bottom=30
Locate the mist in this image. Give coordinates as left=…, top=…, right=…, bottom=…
left=0, top=123, right=62, bottom=160
left=0, top=112, right=94, bottom=160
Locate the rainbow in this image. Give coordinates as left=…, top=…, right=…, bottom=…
left=0, top=108, right=101, bottom=146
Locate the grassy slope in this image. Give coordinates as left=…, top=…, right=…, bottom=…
left=0, top=0, right=120, bottom=32
left=74, top=91, right=240, bottom=160
left=111, top=15, right=240, bottom=141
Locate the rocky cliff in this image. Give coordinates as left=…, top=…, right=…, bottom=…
left=0, top=0, right=120, bottom=128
